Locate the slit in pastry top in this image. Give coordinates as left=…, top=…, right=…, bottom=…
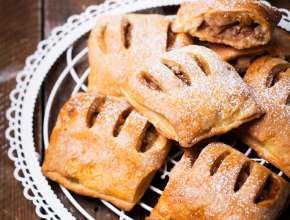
left=148, top=142, right=290, bottom=220
left=88, top=14, right=193, bottom=97
left=241, top=55, right=290, bottom=178
left=42, top=92, right=170, bottom=211
left=121, top=45, right=263, bottom=147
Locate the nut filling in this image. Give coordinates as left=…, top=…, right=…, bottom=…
left=198, top=14, right=265, bottom=43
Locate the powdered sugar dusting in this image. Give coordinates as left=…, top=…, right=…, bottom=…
left=125, top=45, right=261, bottom=147
left=45, top=92, right=170, bottom=209
left=244, top=58, right=290, bottom=149
left=151, top=143, right=287, bottom=219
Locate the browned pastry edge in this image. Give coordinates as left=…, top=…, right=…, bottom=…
left=44, top=171, right=138, bottom=211
left=199, top=28, right=290, bottom=62
left=199, top=28, right=290, bottom=75
left=204, top=42, right=267, bottom=61
left=242, top=135, right=290, bottom=178
left=122, top=87, right=262, bottom=147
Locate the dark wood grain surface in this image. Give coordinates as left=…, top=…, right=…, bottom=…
left=0, top=1, right=41, bottom=219
left=0, top=0, right=289, bottom=220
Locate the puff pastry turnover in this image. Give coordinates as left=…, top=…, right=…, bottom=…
left=242, top=56, right=290, bottom=177
left=88, top=14, right=192, bottom=96
left=148, top=142, right=290, bottom=220
left=172, top=0, right=281, bottom=49
left=42, top=92, right=170, bottom=211
left=121, top=45, right=263, bottom=147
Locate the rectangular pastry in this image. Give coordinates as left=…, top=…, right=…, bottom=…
left=148, top=142, right=290, bottom=220
left=42, top=92, right=170, bottom=211
left=121, top=45, right=263, bottom=147
left=88, top=14, right=192, bottom=96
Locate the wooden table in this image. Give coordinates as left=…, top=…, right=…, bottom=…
left=0, top=1, right=289, bottom=219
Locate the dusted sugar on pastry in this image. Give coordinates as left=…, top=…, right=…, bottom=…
left=241, top=56, right=290, bottom=177
left=172, top=0, right=281, bottom=49
left=121, top=45, right=263, bottom=147
left=42, top=92, right=170, bottom=211
left=88, top=14, right=192, bottom=96
left=148, top=142, right=290, bottom=220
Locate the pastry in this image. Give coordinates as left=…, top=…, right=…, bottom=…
left=230, top=55, right=258, bottom=75
left=198, top=28, right=290, bottom=74
left=88, top=14, right=192, bottom=96
left=202, top=43, right=266, bottom=74
left=42, top=92, right=170, bottom=211
left=204, top=28, right=290, bottom=62
left=203, top=42, right=267, bottom=62
left=148, top=142, right=290, bottom=220
left=121, top=45, right=263, bottom=147
left=268, top=27, right=290, bottom=61
left=241, top=56, right=290, bottom=177
left=230, top=28, right=290, bottom=74
left=172, top=0, right=281, bottom=49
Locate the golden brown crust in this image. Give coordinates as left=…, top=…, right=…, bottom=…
left=231, top=55, right=258, bottom=75
left=200, top=28, right=290, bottom=74
left=204, top=42, right=267, bottom=62
left=268, top=27, right=290, bottom=60
left=241, top=56, right=290, bottom=177
left=42, top=92, right=170, bottom=211
left=172, top=0, right=281, bottom=49
left=202, top=28, right=290, bottom=62
left=88, top=14, right=192, bottom=96
left=149, top=142, right=290, bottom=220
left=121, top=45, right=263, bottom=147
left=199, top=27, right=290, bottom=61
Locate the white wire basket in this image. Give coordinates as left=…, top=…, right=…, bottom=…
left=5, top=0, right=290, bottom=219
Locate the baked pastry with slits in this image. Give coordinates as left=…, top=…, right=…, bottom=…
left=88, top=14, right=192, bottom=96
left=148, top=142, right=290, bottom=220
left=172, top=0, right=281, bottom=49
left=42, top=92, right=170, bottom=211
left=241, top=56, right=290, bottom=177
left=121, top=45, right=263, bottom=147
